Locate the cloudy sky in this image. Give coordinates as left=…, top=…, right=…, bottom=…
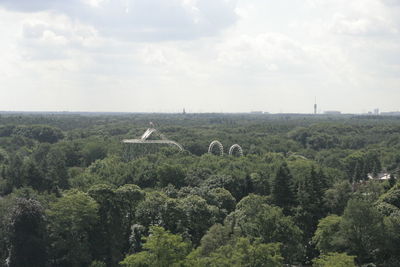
left=0, top=0, right=399, bottom=113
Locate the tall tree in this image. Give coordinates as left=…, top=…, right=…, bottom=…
left=88, top=184, right=145, bottom=266
left=271, top=162, right=295, bottom=214
left=226, top=194, right=304, bottom=264
left=47, top=190, right=99, bottom=267
left=338, top=199, right=385, bottom=264
left=8, top=198, right=48, bottom=267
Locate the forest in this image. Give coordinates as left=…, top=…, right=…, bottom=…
left=1, top=112, right=400, bottom=267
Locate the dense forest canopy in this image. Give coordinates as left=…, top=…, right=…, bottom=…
left=1, top=112, right=400, bottom=266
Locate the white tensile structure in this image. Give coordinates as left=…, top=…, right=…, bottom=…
left=123, top=128, right=183, bottom=151
left=122, top=128, right=183, bottom=160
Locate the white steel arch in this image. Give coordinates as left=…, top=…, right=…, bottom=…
left=229, top=144, right=243, bottom=156
left=208, top=140, right=224, bottom=156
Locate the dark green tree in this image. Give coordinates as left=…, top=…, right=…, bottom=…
left=157, top=163, right=186, bottom=188
left=47, top=190, right=99, bottom=267
left=338, top=199, right=385, bottom=264
left=271, top=162, right=295, bottom=214
left=324, top=180, right=352, bottom=215
left=226, top=194, right=304, bottom=263
left=88, top=184, right=137, bottom=266
left=8, top=198, right=48, bottom=267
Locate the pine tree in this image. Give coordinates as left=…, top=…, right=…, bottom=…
left=296, top=167, right=327, bottom=237
left=271, top=162, right=295, bottom=214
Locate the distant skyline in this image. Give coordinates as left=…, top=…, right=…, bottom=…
left=0, top=0, right=399, bottom=113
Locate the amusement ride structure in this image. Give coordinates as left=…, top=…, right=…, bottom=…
left=122, top=125, right=243, bottom=159
left=208, top=140, right=243, bottom=156
left=122, top=128, right=183, bottom=151
left=122, top=125, right=183, bottom=160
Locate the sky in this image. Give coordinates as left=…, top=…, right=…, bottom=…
left=0, top=0, right=399, bottom=113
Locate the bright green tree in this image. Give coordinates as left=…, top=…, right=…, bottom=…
left=120, top=226, right=191, bottom=267
left=313, top=252, right=356, bottom=267
left=190, top=237, right=283, bottom=267
left=312, top=215, right=342, bottom=254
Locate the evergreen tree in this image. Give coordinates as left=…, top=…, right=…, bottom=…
left=295, top=167, right=327, bottom=239
left=271, top=162, right=295, bottom=214
left=388, top=174, right=396, bottom=188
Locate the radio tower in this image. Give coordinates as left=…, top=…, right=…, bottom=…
left=314, top=97, right=317, bottom=115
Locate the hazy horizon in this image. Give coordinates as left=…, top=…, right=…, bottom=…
left=1, top=0, right=399, bottom=114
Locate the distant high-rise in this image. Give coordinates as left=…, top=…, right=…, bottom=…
left=314, top=98, right=317, bottom=114
left=183, top=108, right=186, bottom=114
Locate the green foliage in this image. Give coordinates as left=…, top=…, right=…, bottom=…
left=179, top=195, right=217, bottom=245
left=2, top=113, right=400, bottom=267
left=120, top=226, right=191, bottom=267
left=205, top=187, right=236, bottom=214
left=226, top=194, right=304, bottom=263
left=47, top=190, right=99, bottom=267
left=7, top=198, right=48, bottom=267
left=135, top=192, right=186, bottom=234
left=90, top=261, right=107, bottom=267
left=354, top=180, right=385, bottom=202
left=377, top=183, right=400, bottom=212
left=69, top=156, right=136, bottom=190
left=2, top=125, right=64, bottom=143
left=338, top=199, right=385, bottom=264
left=313, top=252, right=356, bottom=267
left=271, top=162, right=295, bottom=214
left=382, top=215, right=400, bottom=266
left=189, top=237, right=283, bottom=267
left=294, top=166, right=328, bottom=239
left=82, top=140, right=108, bottom=166
left=313, top=215, right=342, bottom=254
left=196, top=224, right=232, bottom=257
left=324, top=180, right=352, bottom=215
left=157, top=163, right=186, bottom=188
left=88, top=184, right=144, bottom=266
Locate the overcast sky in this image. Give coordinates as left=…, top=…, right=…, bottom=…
left=0, top=0, right=399, bottom=113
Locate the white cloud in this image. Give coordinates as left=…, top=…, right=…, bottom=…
left=0, top=0, right=400, bottom=113
left=330, top=13, right=397, bottom=36
left=0, top=0, right=238, bottom=41
left=216, top=33, right=314, bottom=75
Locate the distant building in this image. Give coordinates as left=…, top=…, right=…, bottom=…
left=324, top=111, right=341, bottom=115
left=374, top=108, right=379, bottom=115
left=381, top=111, right=400, bottom=116
left=250, top=111, right=263, bottom=114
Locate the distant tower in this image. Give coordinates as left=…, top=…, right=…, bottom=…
left=183, top=108, right=186, bottom=115
left=314, top=97, right=317, bottom=115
